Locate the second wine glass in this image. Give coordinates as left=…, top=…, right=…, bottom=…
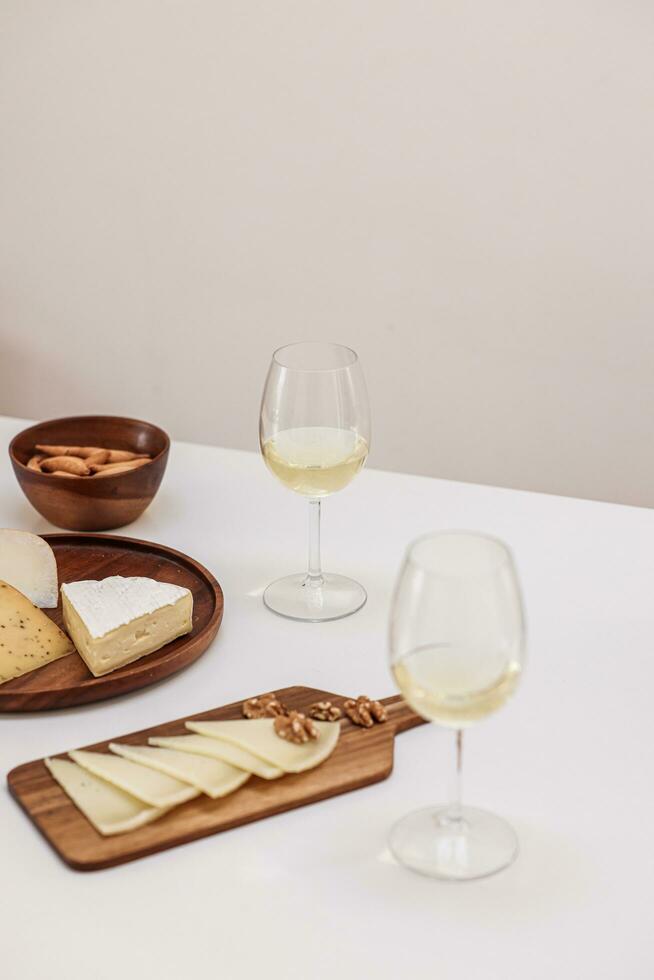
left=389, top=531, right=526, bottom=880
left=259, top=342, right=370, bottom=622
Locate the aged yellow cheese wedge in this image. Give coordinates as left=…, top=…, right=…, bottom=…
left=0, top=580, right=74, bottom=685
left=149, top=733, right=284, bottom=780
left=69, top=749, right=199, bottom=808
left=45, top=757, right=166, bottom=836
left=109, top=742, right=250, bottom=799
left=186, top=718, right=340, bottom=774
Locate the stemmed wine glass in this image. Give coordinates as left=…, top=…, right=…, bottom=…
left=389, top=531, right=526, bottom=880
left=259, top=342, right=371, bottom=622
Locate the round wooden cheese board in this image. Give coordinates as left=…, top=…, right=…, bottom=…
left=0, top=533, right=224, bottom=712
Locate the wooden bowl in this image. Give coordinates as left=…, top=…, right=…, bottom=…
left=9, top=416, right=170, bottom=531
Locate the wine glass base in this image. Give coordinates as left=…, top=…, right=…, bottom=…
left=389, top=805, right=518, bottom=881
left=263, top=573, right=367, bottom=622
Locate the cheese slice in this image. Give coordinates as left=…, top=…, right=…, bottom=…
left=45, top=757, right=166, bottom=836
left=61, top=576, right=193, bottom=677
left=109, top=742, right=250, bottom=799
left=69, top=749, right=199, bottom=808
left=150, top=733, right=284, bottom=780
left=186, top=718, right=340, bottom=774
left=0, top=581, right=74, bottom=685
left=0, top=529, right=58, bottom=608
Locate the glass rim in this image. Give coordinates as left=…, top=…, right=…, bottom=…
left=404, top=530, right=515, bottom=575
left=272, top=342, right=359, bottom=372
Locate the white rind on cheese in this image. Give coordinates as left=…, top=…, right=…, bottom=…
left=45, top=757, right=166, bottom=836
left=109, top=742, right=250, bottom=799
left=185, top=718, right=340, bottom=773
left=61, top=576, right=191, bottom=638
left=61, top=576, right=193, bottom=677
left=149, top=733, right=284, bottom=780
left=69, top=749, right=200, bottom=808
left=0, top=530, right=58, bottom=608
left=0, top=580, right=74, bottom=685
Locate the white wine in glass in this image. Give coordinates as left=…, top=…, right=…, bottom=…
left=261, top=427, right=368, bottom=497
left=259, top=343, right=371, bottom=622
left=389, top=531, right=526, bottom=880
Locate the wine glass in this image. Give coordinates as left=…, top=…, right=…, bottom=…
left=388, top=531, right=526, bottom=880
left=259, top=342, right=371, bottom=622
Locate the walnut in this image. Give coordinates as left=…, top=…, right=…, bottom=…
left=274, top=710, right=318, bottom=744
left=308, top=700, right=342, bottom=722
left=242, top=692, right=287, bottom=719
left=343, top=695, right=387, bottom=728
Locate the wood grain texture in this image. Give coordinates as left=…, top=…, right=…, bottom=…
left=0, top=533, right=223, bottom=711
left=7, top=687, right=426, bottom=871
left=9, top=415, right=170, bottom=530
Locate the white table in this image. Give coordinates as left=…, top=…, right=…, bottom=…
left=1, top=415, right=651, bottom=979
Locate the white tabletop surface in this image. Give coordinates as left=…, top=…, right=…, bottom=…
left=1, top=415, right=652, bottom=979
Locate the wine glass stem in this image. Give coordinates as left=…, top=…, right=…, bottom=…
left=446, top=729, right=464, bottom=824
left=306, top=499, right=324, bottom=586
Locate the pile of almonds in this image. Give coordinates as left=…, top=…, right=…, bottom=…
left=27, top=444, right=153, bottom=479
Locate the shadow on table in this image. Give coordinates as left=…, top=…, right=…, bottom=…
left=372, top=820, right=597, bottom=926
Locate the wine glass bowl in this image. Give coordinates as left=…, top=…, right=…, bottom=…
left=388, top=531, right=526, bottom=879
left=259, top=342, right=371, bottom=622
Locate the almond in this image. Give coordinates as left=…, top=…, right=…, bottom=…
left=27, top=454, right=45, bottom=472
left=40, top=456, right=90, bottom=476
left=91, top=459, right=150, bottom=477
left=36, top=445, right=104, bottom=458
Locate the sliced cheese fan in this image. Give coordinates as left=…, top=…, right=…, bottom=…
left=69, top=749, right=199, bottom=808
left=45, top=757, right=166, bottom=836
left=186, top=718, right=340, bottom=773
left=109, top=742, right=251, bottom=799
left=149, top=733, right=284, bottom=780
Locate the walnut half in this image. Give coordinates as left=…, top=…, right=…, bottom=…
left=274, top=711, right=318, bottom=744
left=242, top=692, right=287, bottom=719
left=308, top=700, right=342, bottom=722
left=344, top=696, right=387, bottom=728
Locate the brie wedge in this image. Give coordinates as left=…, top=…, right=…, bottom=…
left=109, top=742, right=250, bottom=798
left=61, top=576, right=193, bottom=677
left=45, top=757, right=166, bottom=836
left=69, top=749, right=199, bottom=808
left=149, top=733, right=284, bottom=780
left=186, top=718, right=340, bottom=773
left=0, top=529, right=58, bottom=608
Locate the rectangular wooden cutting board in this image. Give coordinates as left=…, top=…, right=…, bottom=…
left=7, top=686, right=424, bottom=871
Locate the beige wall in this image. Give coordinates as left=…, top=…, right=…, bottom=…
left=1, top=1, right=653, bottom=506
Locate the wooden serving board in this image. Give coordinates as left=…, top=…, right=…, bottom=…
left=8, top=686, right=426, bottom=871
left=0, top=533, right=223, bottom=712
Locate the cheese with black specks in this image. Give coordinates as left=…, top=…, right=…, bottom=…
left=0, top=580, right=74, bottom=685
